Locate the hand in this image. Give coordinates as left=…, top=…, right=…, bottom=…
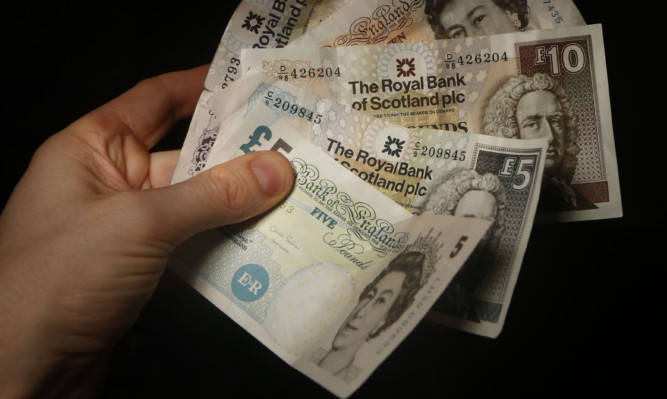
left=0, top=65, right=294, bottom=398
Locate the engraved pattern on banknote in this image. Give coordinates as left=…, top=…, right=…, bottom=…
left=516, top=35, right=605, bottom=185
left=333, top=192, right=409, bottom=256
left=329, top=0, right=425, bottom=46
left=469, top=146, right=541, bottom=319
left=199, top=228, right=286, bottom=323
left=427, top=143, right=541, bottom=324
left=311, top=99, right=377, bottom=149
left=291, top=157, right=409, bottom=257
left=189, top=123, right=219, bottom=175
left=292, top=157, right=322, bottom=186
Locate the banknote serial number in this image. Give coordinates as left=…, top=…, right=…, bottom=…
left=264, top=91, right=322, bottom=124
left=450, top=51, right=508, bottom=66
left=414, top=142, right=466, bottom=161
left=543, top=0, right=565, bottom=24
left=220, top=57, right=241, bottom=90
left=278, top=67, right=342, bottom=81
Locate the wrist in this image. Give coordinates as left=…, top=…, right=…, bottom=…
left=0, top=341, right=111, bottom=399
left=0, top=256, right=110, bottom=398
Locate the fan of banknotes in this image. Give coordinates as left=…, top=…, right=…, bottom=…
left=166, top=1, right=621, bottom=397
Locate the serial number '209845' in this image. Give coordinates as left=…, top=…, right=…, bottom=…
left=415, top=142, right=466, bottom=161
left=264, top=91, right=322, bottom=124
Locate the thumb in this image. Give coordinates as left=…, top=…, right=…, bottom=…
left=147, top=151, right=294, bottom=245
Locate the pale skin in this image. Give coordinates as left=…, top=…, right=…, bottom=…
left=0, top=65, right=294, bottom=398
left=437, top=0, right=518, bottom=38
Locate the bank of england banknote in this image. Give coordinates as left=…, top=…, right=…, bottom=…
left=203, top=77, right=547, bottom=337
left=240, top=24, right=621, bottom=222
left=292, top=0, right=585, bottom=47
left=168, top=116, right=490, bottom=398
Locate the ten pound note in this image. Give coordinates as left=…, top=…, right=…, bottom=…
left=167, top=116, right=490, bottom=398
left=203, top=76, right=547, bottom=338
left=240, top=24, right=621, bottom=222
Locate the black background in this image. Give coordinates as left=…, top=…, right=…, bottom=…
left=1, top=2, right=659, bottom=398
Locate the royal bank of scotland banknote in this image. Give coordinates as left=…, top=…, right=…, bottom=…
left=204, top=77, right=547, bottom=338
left=172, top=0, right=350, bottom=183
left=168, top=118, right=490, bottom=398
left=205, top=0, right=348, bottom=92
left=172, top=0, right=585, bottom=185
left=292, top=0, right=585, bottom=47
left=241, top=24, right=621, bottom=222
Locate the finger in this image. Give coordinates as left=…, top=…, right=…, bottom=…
left=143, top=151, right=294, bottom=245
left=147, top=150, right=180, bottom=189
left=77, top=65, right=209, bottom=149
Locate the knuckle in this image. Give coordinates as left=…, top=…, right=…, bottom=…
left=208, top=167, right=252, bottom=213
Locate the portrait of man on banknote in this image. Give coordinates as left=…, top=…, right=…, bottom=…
left=312, top=232, right=441, bottom=383
left=425, top=0, right=530, bottom=39
left=422, top=169, right=506, bottom=322
left=483, top=73, right=596, bottom=212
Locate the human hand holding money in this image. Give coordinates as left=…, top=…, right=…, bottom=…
left=169, top=113, right=490, bottom=397
left=166, top=0, right=622, bottom=397
left=202, top=76, right=547, bottom=338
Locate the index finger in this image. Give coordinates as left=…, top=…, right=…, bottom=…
left=82, top=64, right=209, bottom=149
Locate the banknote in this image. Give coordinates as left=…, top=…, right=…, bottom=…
left=292, top=0, right=586, bottom=47
left=172, top=0, right=585, bottom=184
left=172, top=0, right=352, bottom=183
left=241, top=24, right=621, bottom=222
left=204, top=0, right=347, bottom=92
left=168, top=116, right=490, bottom=398
left=204, top=77, right=547, bottom=337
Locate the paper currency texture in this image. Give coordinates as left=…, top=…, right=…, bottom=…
left=204, top=77, right=547, bottom=337
left=241, top=24, right=621, bottom=222
left=169, top=118, right=490, bottom=397
left=292, top=0, right=586, bottom=47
